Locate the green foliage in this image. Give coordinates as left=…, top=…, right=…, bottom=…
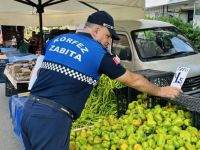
left=72, top=75, right=124, bottom=128
left=146, top=16, right=200, bottom=51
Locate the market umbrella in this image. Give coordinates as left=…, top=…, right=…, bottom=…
left=0, top=0, right=145, bottom=51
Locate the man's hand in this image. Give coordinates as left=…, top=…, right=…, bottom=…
left=157, top=86, right=182, bottom=99
left=116, top=70, right=182, bottom=99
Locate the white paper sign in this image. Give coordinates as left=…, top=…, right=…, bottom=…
left=171, top=66, right=190, bottom=89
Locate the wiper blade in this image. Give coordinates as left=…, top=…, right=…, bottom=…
left=170, top=51, right=196, bottom=57
left=143, top=51, right=197, bottom=59
left=143, top=55, right=166, bottom=59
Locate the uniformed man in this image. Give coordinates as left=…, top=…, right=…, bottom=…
left=21, top=11, right=182, bottom=150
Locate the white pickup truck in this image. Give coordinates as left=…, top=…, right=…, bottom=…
left=110, top=19, right=200, bottom=97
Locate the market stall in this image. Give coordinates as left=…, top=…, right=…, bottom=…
left=1, top=48, right=37, bottom=96
left=8, top=74, right=200, bottom=150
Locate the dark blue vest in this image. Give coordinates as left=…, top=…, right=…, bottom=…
left=31, top=33, right=107, bottom=118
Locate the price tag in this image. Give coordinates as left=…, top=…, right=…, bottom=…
left=171, top=66, right=190, bottom=89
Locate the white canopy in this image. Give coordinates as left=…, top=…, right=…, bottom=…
left=0, top=0, right=145, bottom=26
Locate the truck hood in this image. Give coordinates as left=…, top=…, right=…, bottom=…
left=138, top=53, right=200, bottom=78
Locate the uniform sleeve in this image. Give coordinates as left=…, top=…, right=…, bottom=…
left=98, top=53, right=126, bottom=79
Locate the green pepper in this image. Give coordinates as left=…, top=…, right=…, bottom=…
left=177, top=110, right=184, bottom=117
left=180, top=131, right=191, bottom=142
left=128, top=102, right=136, bottom=110
left=185, top=142, right=196, bottom=150
left=136, top=129, right=145, bottom=142
left=126, top=125, right=136, bottom=136
left=111, top=124, right=121, bottom=131
left=176, top=138, right=184, bottom=147
left=147, top=119, right=157, bottom=127
left=178, top=147, right=186, bottom=150
left=87, top=136, right=94, bottom=144
left=134, top=144, right=144, bottom=150
left=93, top=144, right=104, bottom=150
left=142, top=141, right=149, bottom=149
left=154, top=147, right=163, bottom=150
left=169, top=126, right=181, bottom=135
left=154, top=114, right=163, bottom=122
left=76, top=136, right=87, bottom=145
left=102, top=141, right=110, bottom=149
left=162, top=118, right=171, bottom=127
left=172, top=136, right=180, bottom=148
left=132, top=119, right=142, bottom=127
left=164, top=144, right=175, bottom=150
left=172, top=117, right=183, bottom=126
left=110, top=144, right=117, bottom=150
left=93, top=136, right=102, bottom=144
left=184, top=111, right=191, bottom=119
left=80, top=129, right=88, bottom=138
left=184, top=119, right=191, bottom=127
left=157, top=134, right=166, bottom=147
left=191, top=136, right=198, bottom=143
left=141, top=93, right=148, bottom=100
left=154, top=105, right=162, bottom=114
left=102, top=131, right=110, bottom=141
left=161, top=111, right=170, bottom=118
left=86, top=144, right=93, bottom=150
left=156, top=128, right=167, bottom=134
left=112, top=135, right=120, bottom=144
left=118, top=130, right=127, bottom=139
left=196, top=140, right=200, bottom=149
left=147, top=139, right=156, bottom=149
left=186, top=126, right=198, bottom=136
left=120, top=141, right=129, bottom=150
left=69, top=141, right=76, bottom=150
left=146, top=112, right=154, bottom=120
left=128, top=134, right=137, bottom=146
left=93, top=129, right=102, bottom=136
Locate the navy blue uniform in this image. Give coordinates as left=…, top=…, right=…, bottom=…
left=21, top=33, right=126, bottom=150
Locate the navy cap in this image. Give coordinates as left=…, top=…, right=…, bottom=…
left=87, top=11, right=120, bottom=40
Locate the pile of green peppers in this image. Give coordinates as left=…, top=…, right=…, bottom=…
left=70, top=93, right=200, bottom=150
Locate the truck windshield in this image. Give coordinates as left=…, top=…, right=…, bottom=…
left=133, top=27, right=198, bottom=60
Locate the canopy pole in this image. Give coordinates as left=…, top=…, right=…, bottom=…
left=39, top=12, right=44, bottom=54
left=37, top=0, right=44, bottom=54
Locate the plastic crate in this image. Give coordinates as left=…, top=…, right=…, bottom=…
left=136, top=69, right=174, bottom=108
left=5, top=78, right=18, bottom=97
left=0, top=66, right=6, bottom=83
left=192, top=111, right=200, bottom=130
left=162, top=94, right=200, bottom=129
left=135, top=69, right=174, bottom=87
left=5, top=77, right=29, bottom=97
left=114, top=69, right=174, bottom=116
left=114, top=87, right=129, bottom=117
left=0, top=59, right=8, bottom=83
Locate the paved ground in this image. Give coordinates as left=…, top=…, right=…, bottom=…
left=0, top=83, right=22, bottom=150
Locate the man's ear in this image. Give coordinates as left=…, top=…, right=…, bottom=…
left=93, top=26, right=100, bottom=37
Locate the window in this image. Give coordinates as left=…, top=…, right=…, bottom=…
left=132, top=27, right=197, bottom=60
left=111, top=34, right=132, bottom=61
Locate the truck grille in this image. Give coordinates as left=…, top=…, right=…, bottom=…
left=182, top=75, right=200, bottom=92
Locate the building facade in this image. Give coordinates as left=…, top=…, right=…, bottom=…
left=145, top=0, right=200, bottom=26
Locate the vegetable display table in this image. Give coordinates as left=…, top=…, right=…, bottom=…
left=4, top=68, right=29, bottom=97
